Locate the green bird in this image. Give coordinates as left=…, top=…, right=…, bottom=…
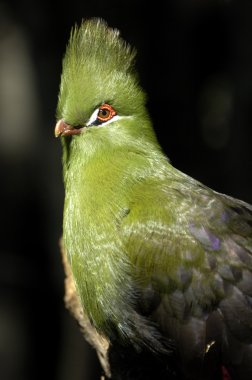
left=55, top=19, right=252, bottom=380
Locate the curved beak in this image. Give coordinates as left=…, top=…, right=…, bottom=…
left=55, top=119, right=83, bottom=137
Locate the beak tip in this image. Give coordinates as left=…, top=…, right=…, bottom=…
left=55, top=119, right=65, bottom=138
left=54, top=119, right=83, bottom=137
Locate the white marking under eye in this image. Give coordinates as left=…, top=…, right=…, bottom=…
left=86, top=107, right=123, bottom=127
left=86, top=108, right=99, bottom=126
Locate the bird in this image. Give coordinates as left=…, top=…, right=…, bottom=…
left=55, top=18, right=252, bottom=380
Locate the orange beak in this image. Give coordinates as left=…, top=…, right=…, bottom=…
left=55, top=119, right=83, bottom=137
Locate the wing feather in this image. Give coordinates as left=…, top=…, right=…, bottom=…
left=119, top=176, right=252, bottom=378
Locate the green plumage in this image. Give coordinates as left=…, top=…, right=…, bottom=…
left=56, top=19, right=252, bottom=380
left=57, top=19, right=146, bottom=129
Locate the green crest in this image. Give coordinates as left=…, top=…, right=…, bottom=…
left=57, top=18, right=145, bottom=126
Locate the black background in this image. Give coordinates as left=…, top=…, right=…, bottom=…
left=0, top=1, right=252, bottom=379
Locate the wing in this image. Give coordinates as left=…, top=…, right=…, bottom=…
left=120, top=174, right=252, bottom=380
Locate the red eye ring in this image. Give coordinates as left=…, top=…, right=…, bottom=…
left=97, top=103, right=116, bottom=122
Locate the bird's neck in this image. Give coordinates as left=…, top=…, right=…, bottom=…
left=62, top=137, right=169, bottom=332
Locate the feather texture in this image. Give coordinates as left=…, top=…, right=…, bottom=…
left=56, top=19, right=252, bottom=379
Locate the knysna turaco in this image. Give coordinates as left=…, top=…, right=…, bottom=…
left=55, top=18, right=252, bottom=380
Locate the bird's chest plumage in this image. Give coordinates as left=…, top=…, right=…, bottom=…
left=62, top=157, right=136, bottom=332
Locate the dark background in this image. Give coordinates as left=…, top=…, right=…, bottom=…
left=0, top=1, right=252, bottom=379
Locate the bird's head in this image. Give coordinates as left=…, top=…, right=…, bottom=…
left=55, top=18, right=157, bottom=152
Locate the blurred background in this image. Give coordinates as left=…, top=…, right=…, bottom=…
left=0, top=0, right=252, bottom=379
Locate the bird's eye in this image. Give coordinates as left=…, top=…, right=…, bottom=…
left=86, top=103, right=118, bottom=127
left=97, top=104, right=116, bottom=122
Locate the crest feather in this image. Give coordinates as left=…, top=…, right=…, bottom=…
left=64, top=18, right=137, bottom=75
left=57, top=18, right=146, bottom=123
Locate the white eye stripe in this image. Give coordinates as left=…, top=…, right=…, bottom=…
left=97, top=114, right=121, bottom=126
left=86, top=108, right=99, bottom=126
left=86, top=107, right=122, bottom=127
